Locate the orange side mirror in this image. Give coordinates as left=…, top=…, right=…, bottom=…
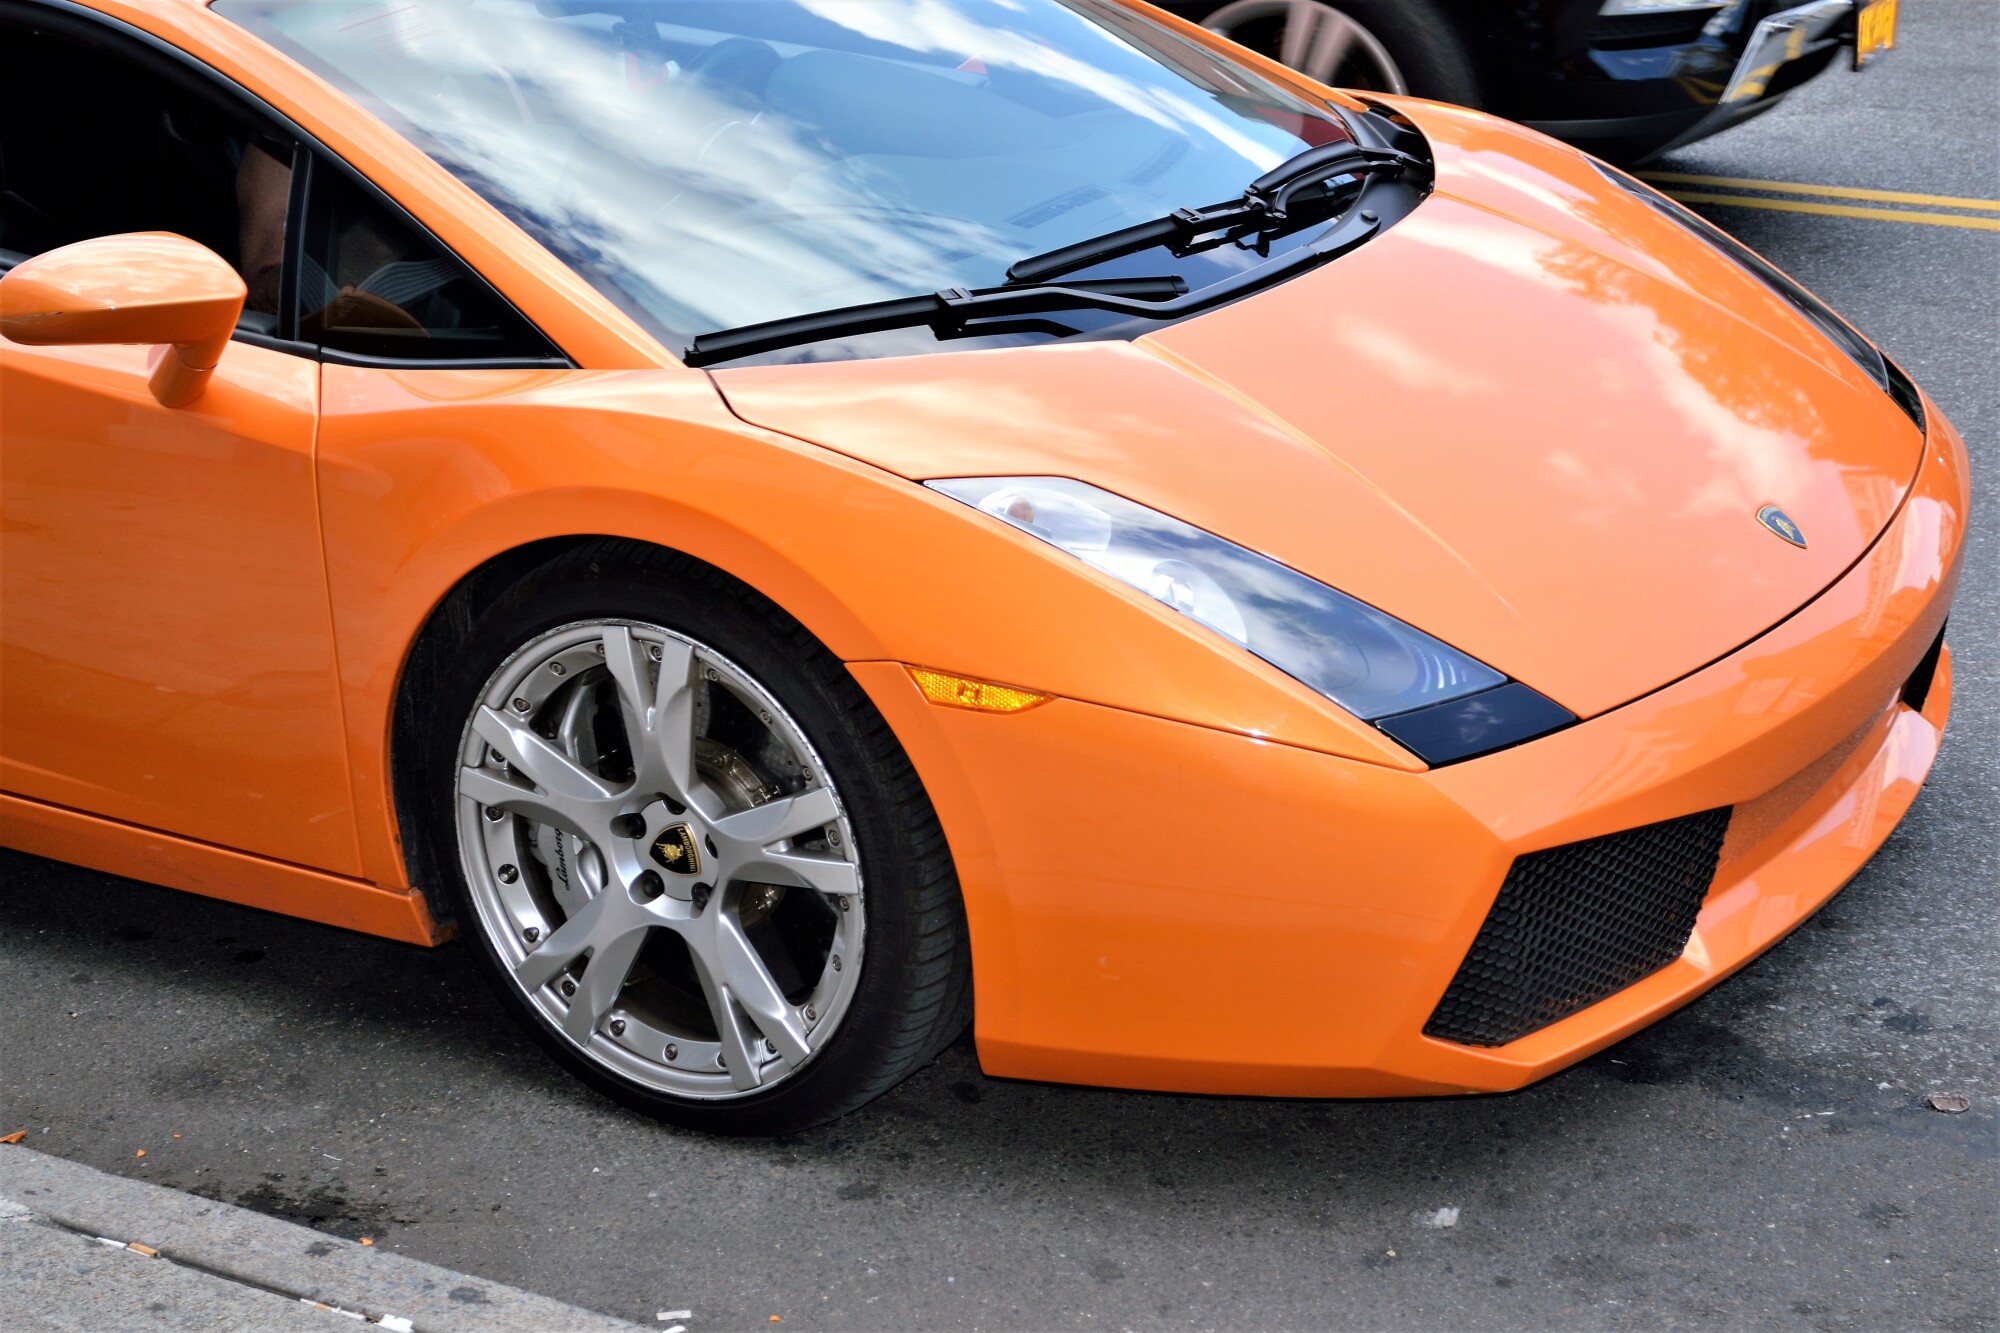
left=0, top=233, right=247, bottom=408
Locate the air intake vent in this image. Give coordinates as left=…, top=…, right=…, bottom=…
left=1425, top=808, right=1733, bottom=1047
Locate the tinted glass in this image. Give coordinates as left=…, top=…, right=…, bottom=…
left=216, top=0, right=1350, bottom=346
left=0, top=18, right=293, bottom=330
left=300, top=161, right=559, bottom=360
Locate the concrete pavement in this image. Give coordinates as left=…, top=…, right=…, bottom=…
left=0, top=1146, right=640, bottom=1332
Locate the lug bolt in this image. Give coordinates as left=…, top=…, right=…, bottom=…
left=512, top=697, right=530, bottom=713
left=665, top=1043, right=679, bottom=1061
left=611, top=813, right=646, bottom=838
left=497, top=864, right=519, bottom=884
left=610, top=1018, right=626, bottom=1036
left=522, top=926, right=541, bottom=944
left=634, top=871, right=664, bottom=900
left=549, top=661, right=565, bottom=676
left=560, top=978, right=576, bottom=997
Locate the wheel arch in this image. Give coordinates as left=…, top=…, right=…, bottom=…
left=385, top=534, right=596, bottom=931
left=374, top=511, right=903, bottom=906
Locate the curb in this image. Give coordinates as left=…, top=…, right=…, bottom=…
left=0, top=1146, right=641, bottom=1332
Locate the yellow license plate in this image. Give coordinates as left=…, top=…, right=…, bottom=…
left=1855, top=0, right=1898, bottom=68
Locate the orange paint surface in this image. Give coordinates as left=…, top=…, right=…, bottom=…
left=0, top=1, right=1968, bottom=1099
left=1, top=335, right=363, bottom=874
left=850, top=401, right=1959, bottom=1093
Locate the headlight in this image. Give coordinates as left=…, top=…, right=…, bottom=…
left=928, top=477, right=1575, bottom=763
left=1596, top=0, right=1724, bottom=14
left=1592, top=161, right=1925, bottom=432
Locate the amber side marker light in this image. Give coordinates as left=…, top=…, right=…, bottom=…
left=907, top=667, right=1051, bottom=713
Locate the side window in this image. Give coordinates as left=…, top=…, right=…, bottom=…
left=0, top=18, right=294, bottom=333
left=299, top=162, right=558, bottom=362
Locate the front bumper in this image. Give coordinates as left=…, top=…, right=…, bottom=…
left=853, top=394, right=1967, bottom=1098
left=1647, top=0, right=1862, bottom=157
left=1520, top=0, right=1858, bottom=162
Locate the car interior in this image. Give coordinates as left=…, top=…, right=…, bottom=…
left=0, top=15, right=553, bottom=359
left=0, top=22, right=289, bottom=326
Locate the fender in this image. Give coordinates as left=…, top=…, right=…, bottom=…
left=314, top=363, right=1414, bottom=890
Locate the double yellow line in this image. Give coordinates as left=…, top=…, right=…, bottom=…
left=1638, top=171, right=2000, bottom=231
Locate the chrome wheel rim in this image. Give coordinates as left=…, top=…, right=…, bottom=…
left=1203, top=0, right=1408, bottom=92
left=456, top=620, right=864, bottom=1100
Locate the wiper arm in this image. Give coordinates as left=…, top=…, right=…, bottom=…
left=1007, top=142, right=1420, bottom=286
left=684, top=275, right=1187, bottom=368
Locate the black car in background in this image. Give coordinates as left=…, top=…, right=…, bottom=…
left=1165, top=0, right=1897, bottom=163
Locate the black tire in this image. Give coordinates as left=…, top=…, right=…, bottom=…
left=1334, top=0, right=1482, bottom=105
left=402, top=539, right=972, bottom=1135
left=1193, top=0, right=1484, bottom=108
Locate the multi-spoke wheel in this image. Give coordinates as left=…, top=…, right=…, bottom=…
left=410, top=542, right=971, bottom=1134
left=1203, top=0, right=1406, bottom=92
left=459, top=619, right=863, bottom=1097
left=1196, top=0, right=1480, bottom=107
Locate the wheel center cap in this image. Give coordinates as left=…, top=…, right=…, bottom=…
left=649, top=821, right=703, bottom=876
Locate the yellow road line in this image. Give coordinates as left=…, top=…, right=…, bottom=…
left=1641, top=171, right=2000, bottom=212
left=1663, top=190, right=2000, bottom=231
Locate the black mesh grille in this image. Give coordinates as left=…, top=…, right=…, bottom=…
left=1588, top=10, right=1715, bottom=46
left=1424, top=808, right=1733, bottom=1047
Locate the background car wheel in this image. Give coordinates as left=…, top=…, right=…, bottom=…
left=407, top=541, right=972, bottom=1135
left=1199, top=0, right=1482, bottom=106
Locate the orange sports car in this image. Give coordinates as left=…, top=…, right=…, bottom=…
left=0, top=0, right=1964, bottom=1135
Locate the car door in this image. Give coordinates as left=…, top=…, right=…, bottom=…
left=0, top=8, right=362, bottom=875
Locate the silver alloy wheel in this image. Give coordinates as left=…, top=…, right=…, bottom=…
left=1203, top=0, right=1408, bottom=92
left=455, top=619, right=864, bottom=1100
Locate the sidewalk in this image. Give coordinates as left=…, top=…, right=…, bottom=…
left=0, top=1145, right=641, bottom=1332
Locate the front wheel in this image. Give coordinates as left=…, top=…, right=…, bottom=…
left=1198, top=0, right=1483, bottom=107
left=412, top=542, right=971, bottom=1135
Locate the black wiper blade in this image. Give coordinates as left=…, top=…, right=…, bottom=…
left=1245, top=140, right=1422, bottom=216
left=1007, top=142, right=1420, bottom=286
left=684, top=275, right=1187, bottom=368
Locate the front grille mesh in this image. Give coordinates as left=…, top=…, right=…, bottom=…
left=1587, top=11, right=1714, bottom=45
left=1424, top=809, right=1733, bottom=1047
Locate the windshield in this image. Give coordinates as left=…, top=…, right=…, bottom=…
left=216, top=0, right=1352, bottom=352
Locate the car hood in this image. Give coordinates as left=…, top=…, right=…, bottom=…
left=711, top=100, right=1924, bottom=719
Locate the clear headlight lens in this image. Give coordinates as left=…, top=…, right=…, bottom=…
left=927, top=477, right=1505, bottom=721
left=1596, top=0, right=1724, bottom=14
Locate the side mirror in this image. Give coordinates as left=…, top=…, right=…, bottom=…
left=0, top=232, right=246, bottom=408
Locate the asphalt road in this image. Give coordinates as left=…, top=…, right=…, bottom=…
left=2, top=4, right=1994, bottom=1329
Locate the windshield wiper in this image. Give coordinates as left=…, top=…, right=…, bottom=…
left=685, top=137, right=1426, bottom=368
left=1006, top=141, right=1421, bottom=286
left=684, top=275, right=1188, bottom=368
